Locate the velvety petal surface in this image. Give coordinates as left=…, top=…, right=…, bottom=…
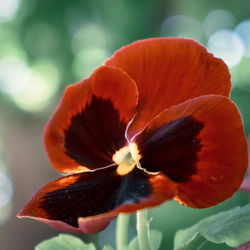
left=105, top=38, right=231, bottom=139
left=44, top=66, right=138, bottom=173
left=18, top=166, right=176, bottom=233
left=134, top=95, right=248, bottom=208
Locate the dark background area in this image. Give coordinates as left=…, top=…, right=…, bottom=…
left=0, top=0, right=250, bottom=249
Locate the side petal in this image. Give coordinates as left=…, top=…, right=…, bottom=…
left=44, top=66, right=138, bottom=173
left=18, top=166, right=176, bottom=233
left=134, top=95, right=248, bottom=208
left=105, top=38, right=231, bottom=139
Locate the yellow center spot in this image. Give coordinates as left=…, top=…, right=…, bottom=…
left=112, top=142, right=141, bottom=176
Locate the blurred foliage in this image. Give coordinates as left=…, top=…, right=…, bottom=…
left=0, top=0, right=250, bottom=250
left=1, top=0, right=250, bottom=130
left=0, top=0, right=249, bottom=128
left=35, top=234, right=96, bottom=250
left=148, top=192, right=248, bottom=250
left=174, top=203, right=250, bottom=249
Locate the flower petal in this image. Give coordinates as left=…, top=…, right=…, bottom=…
left=134, top=95, right=248, bottom=208
left=105, top=38, right=231, bottom=139
left=44, top=66, right=138, bottom=173
left=18, top=166, right=175, bottom=233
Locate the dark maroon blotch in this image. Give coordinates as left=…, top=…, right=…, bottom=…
left=64, top=95, right=127, bottom=169
left=136, top=116, right=204, bottom=182
left=40, top=167, right=151, bottom=227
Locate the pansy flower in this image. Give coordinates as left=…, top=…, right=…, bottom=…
left=18, top=38, right=248, bottom=234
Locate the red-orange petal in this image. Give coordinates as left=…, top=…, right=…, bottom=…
left=133, top=95, right=248, bottom=208
left=18, top=166, right=176, bottom=233
left=105, top=38, right=231, bottom=139
left=44, top=66, right=138, bottom=173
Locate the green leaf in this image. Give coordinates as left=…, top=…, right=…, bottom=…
left=128, top=229, right=162, bottom=250
left=148, top=230, right=163, bottom=250
left=174, top=203, right=250, bottom=250
left=35, top=234, right=96, bottom=250
left=102, top=245, right=114, bottom=250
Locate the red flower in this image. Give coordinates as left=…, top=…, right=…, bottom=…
left=18, top=38, right=248, bottom=234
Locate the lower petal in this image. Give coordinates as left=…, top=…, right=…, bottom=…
left=18, top=166, right=175, bottom=233
left=134, top=95, right=248, bottom=208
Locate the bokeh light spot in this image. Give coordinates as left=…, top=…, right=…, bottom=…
left=0, top=41, right=27, bottom=60
left=72, top=47, right=109, bottom=79
left=71, top=23, right=107, bottom=53
left=203, top=9, right=236, bottom=38
left=207, top=30, right=244, bottom=67
left=235, top=19, right=250, bottom=58
left=161, top=15, right=202, bottom=42
left=11, top=59, right=60, bottom=112
left=0, top=172, right=13, bottom=208
left=0, top=0, right=20, bottom=21
left=0, top=56, right=30, bottom=95
left=230, top=57, right=250, bottom=89
left=31, top=59, right=60, bottom=85
left=0, top=160, right=12, bottom=225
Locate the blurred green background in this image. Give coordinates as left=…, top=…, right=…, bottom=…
left=0, top=0, right=250, bottom=249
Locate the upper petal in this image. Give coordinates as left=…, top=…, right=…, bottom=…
left=18, top=166, right=175, bottom=233
left=105, top=38, right=231, bottom=139
left=44, top=66, right=138, bottom=173
left=134, top=95, right=248, bottom=208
